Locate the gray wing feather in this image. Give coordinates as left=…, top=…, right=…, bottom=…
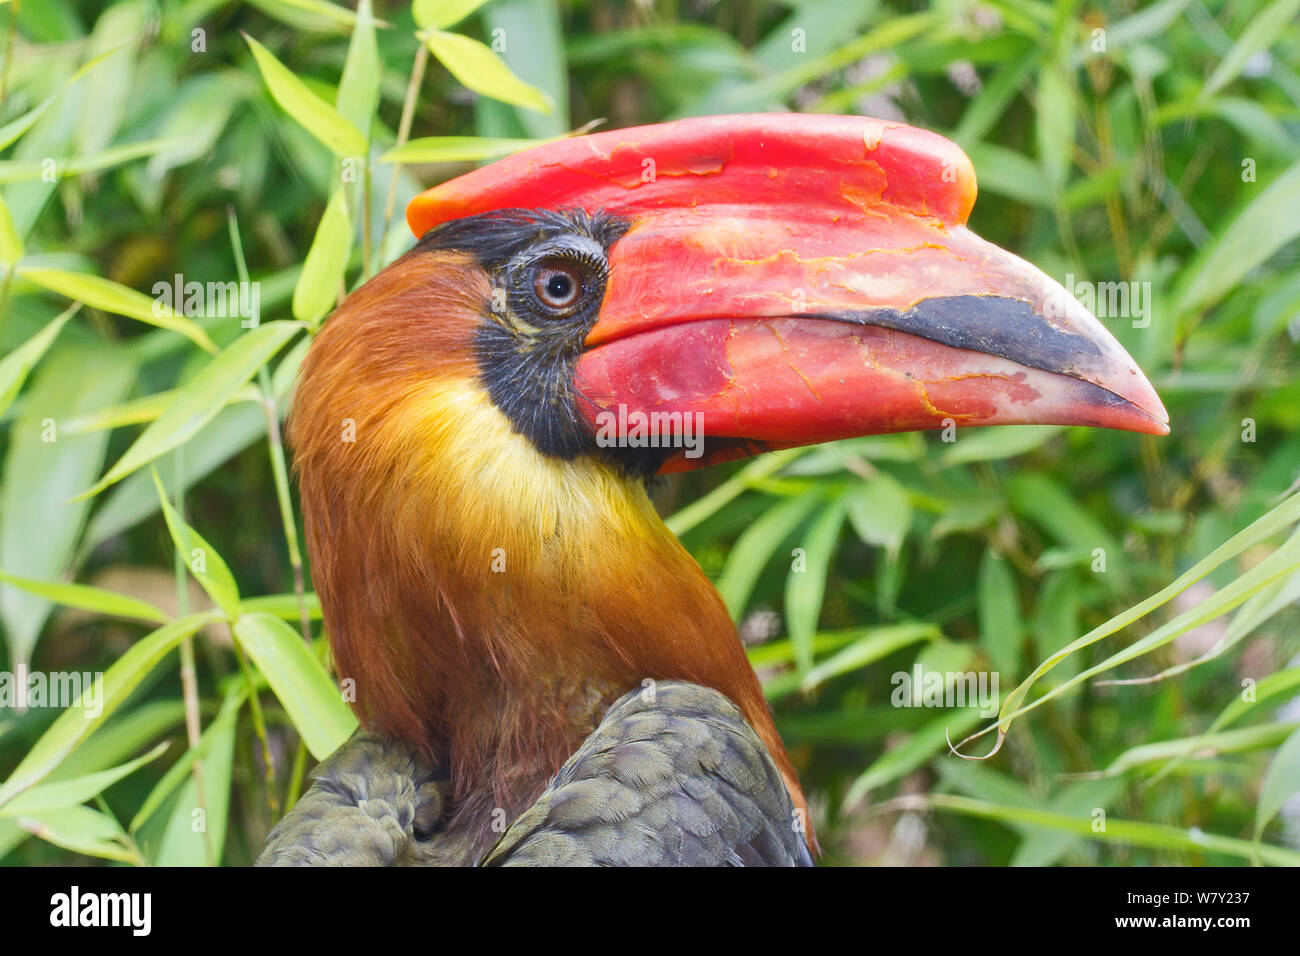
left=256, top=731, right=446, bottom=866
left=257, top=682, right=812, bottom=867
left=483, top=681, right=813, bottom=867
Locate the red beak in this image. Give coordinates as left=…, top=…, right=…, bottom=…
left=409, top=114, right=1168, bottom=471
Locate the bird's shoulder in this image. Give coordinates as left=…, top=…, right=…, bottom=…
left=255, top=731, right=454, bottom=866
left=483, top=680, right=813, bottom=866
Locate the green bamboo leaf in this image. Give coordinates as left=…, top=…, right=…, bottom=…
left=0, top=304, right=75, bottom=419
left=423, top=30, right=553, bottom=114
left=993, top=494, right=1300, bottom=735
left=912, top=793, right=1300, bottom=865
left=1202, top=0, right=1300, bottom=99
left=769, top=701, right=918, bottom=741
left=801, top=623, right=939, bottom=693
left=243, top=33, right=368, bottom=157
left=0, top=570, right=168, bottom=625
left=1154, top=97, right=1296, bottom=159
left=932, top=497, right=1002, bottom=540
left=0, top=611, right=220, bottom=808
left=935, top=758, right=1035, bottom=809
left=940, top=425, right=1064, bottom=467
left=913, top=640, right=977, bottom=692
left=844, top=708, right=985, bottom=808
left=335, top=0, right=380, bottom=138
left=83, top=403, right=267, bottom=551
left=1110, top=530, right=1300, bottom=687
left=149, top=687, right=240, bottom=865
left=75, top=0, right=150, bottom=161
left=992, top=504, right=1300, bottom=741
left=151, top=470, right=241, bottom=621
left=691, top=11, right=937, bottom=114
left=785, top=435, right=925, bottom=474
left=253, top=0, right=361, bottom=28
left=0, top=138, right=190, bottom=184
left=1, top=347, right=135, bottom=669
left=953, top=56, right=1036, bottom=147
left=1035, top=61, right=1074, bottom=189
left=0, top=193, right=23, bottom=263
left=239, top=592, right=323, bottom=620
left=0, top=99, right=54, bottom=155
left=1257, top=726, right=1300, bottom=838
left=844, top=474, right=911, bottom=557
left=233, top=613, right=358, bottom=760
left=145, top=75, right=245, bottom=182
left=1007, top=472, right=1123, bottom=579
left=748, top=629, right=867, bottom=670
left=786, top=498, right=848, bottom=673
left=1212, top=667, right=1300, bottom=735
left=1102, top=0, right=1190, bottom=51
left=54, top=701, right=186, bottom=782
left=978, top=550, right=1023, bottom=678
left=1082, top=722, right=1300, bottom=778
left=131, top=685, right=245, bottom=834
left=65, top=139, right=182, bottom=176
left=665, top=448, right=808, bottom=536
left=18, top=267, right=217, bottom=354
left=937, top=761, right=1126, bottom=867
left=716, top=492, right=821, bottom=619
left=2, top=806, right=37, bottom=859
left=271, top=336, right=311, bottom=402
left=1175, top=158, right=1300, bottom=317
left=0, top=40, right=134, bottom=152
left=380, top=135, right=545, bottom=164
left=413, top=0, right=493, bottom=29
left=76, top=321, right=303, bottom=500
left=1, top=743, right=168, bottom=815
left=62, top=385, right=261, bottom=435
left=15, top=805, right=140, bottom=864
left=0, top=699, right=183, bottom=860
left=965, top=142, right=1053, bottom=207
left=1032, top=572, right=1081, bottom=690
left=292, top=188, right=351, bottom=327
left=1055, top=538, right=1300, bottom=706
left=477, top=0, right=569, bottom=138
left=1011, top=778, right=1128, bottom=867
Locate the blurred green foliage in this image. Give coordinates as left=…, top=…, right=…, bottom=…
left=0, top=0, right=1298, bottom=865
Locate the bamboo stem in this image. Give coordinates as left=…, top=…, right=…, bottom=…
left=381, top=42, right=429, bottom=248
left=233, top=638, right=280, bottom=820
left=172, top=447, right=215, bottom=866
left=284, top=737, right=309, bottom=812
left=228, top=207, right=312, bottom=648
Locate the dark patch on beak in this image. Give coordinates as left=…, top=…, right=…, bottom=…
left=818, top=294, right=1105, bottom=383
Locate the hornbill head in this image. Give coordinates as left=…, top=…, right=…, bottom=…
left=290, top=114, right=1166, bottom=853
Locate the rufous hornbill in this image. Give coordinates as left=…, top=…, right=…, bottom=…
left=257, top=113, right=1167, bottom=867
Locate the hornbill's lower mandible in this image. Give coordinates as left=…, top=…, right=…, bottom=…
left=257, top=114, right=1168, bottom=867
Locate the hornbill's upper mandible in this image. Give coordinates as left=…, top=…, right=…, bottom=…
left=257, top=114, right=1168, bottom=867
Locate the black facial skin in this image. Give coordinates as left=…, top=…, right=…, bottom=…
left=418, top=208, right=676, bottom=475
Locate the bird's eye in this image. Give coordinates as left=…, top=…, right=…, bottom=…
left=531, top=261, right=584, bottom=313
